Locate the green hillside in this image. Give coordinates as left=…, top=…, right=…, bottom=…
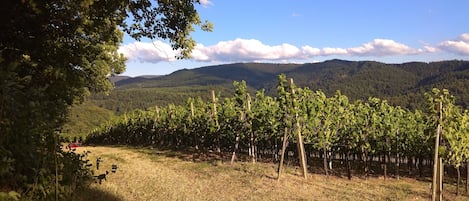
left=90, top=85, right=235, bottom=113
left=62, top=101, right=115, bottom=139
left=64, top=59, right=469, bottom=137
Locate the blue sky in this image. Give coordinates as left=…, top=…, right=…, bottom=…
left=118, top=0, right=469, bottom=76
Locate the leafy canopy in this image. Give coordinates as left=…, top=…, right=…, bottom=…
left=0, top=0, right=210, bottom=199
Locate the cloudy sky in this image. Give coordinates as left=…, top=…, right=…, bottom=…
left=118, top=0, right=469, bottom=76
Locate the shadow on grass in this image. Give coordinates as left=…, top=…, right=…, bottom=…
left=75, top=185, right=123, bottom=201
left=99, top=145, right=443, bottom=185
left=129, top=146, right=231, bottom=164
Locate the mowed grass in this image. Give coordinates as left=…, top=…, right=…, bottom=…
left=74, top=146, right=469, bottom=201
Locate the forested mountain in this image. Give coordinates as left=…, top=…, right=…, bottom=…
left=66, top=59, right=469, bottom=137
left=112, top=59, right=469, bottom=109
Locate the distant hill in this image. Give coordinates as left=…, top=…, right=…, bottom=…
left=66, top=59, right=469, bottom=137
left=110, top=59, right=469, bottom=109
left=114, top=63, right=300, bottom=89
left=110, top=75, right=162, bottom=86
left=109, top=75, right=131, bottom=83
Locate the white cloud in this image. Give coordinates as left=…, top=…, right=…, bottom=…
left=301, top=45, right=321, bottom=56
left=321, top=47, right=348, bottom=56
left=119, top=38, right=439, bottom=64
left=118, top=41, right=177, bottom=63
left=460, top=33, right=469, bottom=41
left=190, top=44, right=210, bottom=61
left=190, top=38, right=432, bottom=62
left=199, top=0, right=213, bottom=7
left=438, top=33, right=469, bottom=55
left=192, top=38, right=301, bottom=62
left=346, top=39, right=426, bottom=56
left=424, top=45, right=437, bottom=53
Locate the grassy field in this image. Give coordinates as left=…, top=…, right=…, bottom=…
left=74, top=146, right=469, bottom=201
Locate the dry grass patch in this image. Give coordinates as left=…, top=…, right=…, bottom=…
left=74, top=146, right=469, bottom=201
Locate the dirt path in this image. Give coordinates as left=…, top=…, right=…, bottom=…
left=73, top=146, right=465, bottom=201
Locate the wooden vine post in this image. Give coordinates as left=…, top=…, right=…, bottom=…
left=190, top=102, right=194, bottom=117
left=231, top=81, right=247, bottom=164
left=230, top=109, right=242, bottom=164
left=277, top=75, right=290, bottom=180
left=290, top=78, right=308, bottom=179
left=211, top=90, right=222, bottom=160
left=277, top=78, right=307, bottom=180
left=384, top=137, right=390, bottom=181
left=396, top=129, right=400, bottom=180
left=152, top=106, right=160, bottom=146
left=230, top=131, right=241, bottom=164
left=190, top=101, right=198, bottom=152
left=246, top=93, right=256, bottom=163
left=277, top=126, right=289, bottom=180
left=190, top=100, right=198, bottom=162
left=432, top=101, right=443, bottom=201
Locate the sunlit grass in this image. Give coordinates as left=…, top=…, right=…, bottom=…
left=75, top=146, right=469, bottom=201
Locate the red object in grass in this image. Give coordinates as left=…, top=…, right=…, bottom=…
left=70, top=143, right=81, bottom=148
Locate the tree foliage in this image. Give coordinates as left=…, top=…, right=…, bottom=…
left=0, top=0, right=209, bottom=199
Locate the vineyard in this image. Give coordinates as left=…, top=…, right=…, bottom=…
left=85, top=74, right=469, bottom=196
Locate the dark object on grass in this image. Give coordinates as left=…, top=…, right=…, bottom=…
left=111, top=164, right=118, bottom=173
left=96, top=157, right=103, bottom=170
left=95, top=171, right=109, bottom=184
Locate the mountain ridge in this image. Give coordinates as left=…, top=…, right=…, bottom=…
left=109, top=59, right=469, bottom=110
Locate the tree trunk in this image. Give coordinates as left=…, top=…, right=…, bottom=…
left=457, top=166, right=461, bottom=196
left=323, top=143, right=328, bottom=176
left=54, top=134, right=59, bottom=201
left=396, top=152, right=400, bottom=180
left=439, top=158, right=443, bottom=201
left=250, top=131, right=255, bottom=163
left=346, top=147, right=351, bottom=180
left=362, top=148, right=368, bottom=178
left=273, top=139, right=279, bottom=162
left=408, top=157, right=413, bottom=176
left=466, top=162, right=469, bottom=194
left=418, top=155, right=424, bottom=178
left=384, top=153, right=387, bottom=181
